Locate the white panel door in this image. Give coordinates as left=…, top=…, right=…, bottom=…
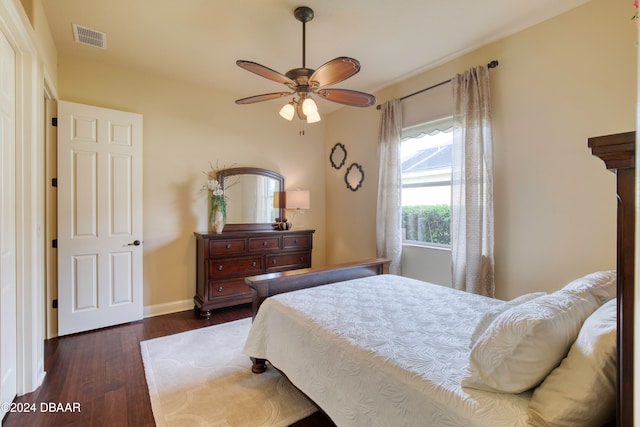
left=57, top=101, right=143, bottom=336
left=0, top=25, right=16, bottom=419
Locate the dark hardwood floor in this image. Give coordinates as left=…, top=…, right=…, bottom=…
left=2, top=304, right=335, bottom=427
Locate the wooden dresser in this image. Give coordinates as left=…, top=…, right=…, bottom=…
left=193, top=229, right=315, bottom=317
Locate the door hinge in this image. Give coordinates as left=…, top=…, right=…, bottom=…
left=52, top=299, right=58, bottom=309
left=52, top=178, right=57, bottom=187
left=52, top=239, right=57, bottom=248
left=52, top=117, right=57, bottom=127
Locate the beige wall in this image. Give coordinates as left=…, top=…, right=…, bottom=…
left=44, top=0, right=637, bottom=314
left=325, top=0, right=636, bottom=300
left=56, top=55, right=327, bottom=312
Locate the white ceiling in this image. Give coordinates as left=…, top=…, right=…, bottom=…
left=42, top=0, right=591, bottom=111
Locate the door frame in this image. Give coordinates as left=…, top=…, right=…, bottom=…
left=0, top=0, right=48, bottom=395
left=0, top=16, right=17, bottom=414
left=44, top=97, right=57, bottom=339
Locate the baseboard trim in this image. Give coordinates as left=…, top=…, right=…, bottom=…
left=143, top=299, right=194, bottom=318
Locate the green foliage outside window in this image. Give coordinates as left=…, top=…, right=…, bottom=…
left=402, top=204, right=450, bottom=245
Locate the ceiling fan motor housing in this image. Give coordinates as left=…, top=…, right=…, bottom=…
left=284, top=68, right=314, bottom=89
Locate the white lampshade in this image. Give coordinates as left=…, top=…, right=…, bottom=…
left=302, top=97, right=318, bottom=115
left=306, top=111, right=321, bottom=123
left=279, top=102, right=295, bottom=120
left=285, top=190, right=310, bottom=210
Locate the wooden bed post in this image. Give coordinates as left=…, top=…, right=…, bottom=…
left=587, top=131, right=635, bottom=427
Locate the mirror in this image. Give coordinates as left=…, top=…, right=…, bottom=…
left=217, top=167, right=285, bottom=231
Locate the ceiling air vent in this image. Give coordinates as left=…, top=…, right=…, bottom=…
left=72, top=24, right=106, bottom=49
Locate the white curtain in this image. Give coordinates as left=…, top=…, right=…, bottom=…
left=451, top=66, right=495, bottom=297
left=376, top=99, right=403, bottom=275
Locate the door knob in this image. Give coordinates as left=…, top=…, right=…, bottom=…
left=127, top=240, right=142, bottom=246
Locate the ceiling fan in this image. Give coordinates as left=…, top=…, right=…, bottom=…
left=235, top=6, right=376, bottom=123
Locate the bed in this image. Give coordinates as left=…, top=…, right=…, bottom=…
left=243, top=131, right=635, bottom=427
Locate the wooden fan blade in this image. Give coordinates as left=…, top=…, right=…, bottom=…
left=316, top=88, right=376, bottom=107
left=309, top=57, right=360, bottom=88
left=236, top=60, right=296, bottom=87
left=235, top=92, right=293, bottom=104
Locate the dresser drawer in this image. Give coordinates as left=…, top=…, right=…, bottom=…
left=207, top=278, right=250, bottom=300
left=266, top=251, right=310, bottom=272
left=194, top=229, right=314, bottom=317
left=249, top=236, right=280, bottom=251
left=207, top=238, right=246, bottom=257
left=207, top=256, right=263, bottom=278
left=283, top=234, right=311, bottom=249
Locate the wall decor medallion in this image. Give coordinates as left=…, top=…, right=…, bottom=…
left=329, top=142, right=347, bottom=169
left=344, top=162, right=364, bottom=191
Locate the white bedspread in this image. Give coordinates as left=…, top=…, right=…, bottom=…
left=243, top=274, right=532, bottom=427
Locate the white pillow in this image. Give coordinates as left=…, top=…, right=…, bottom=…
left=462, top=290, right=599, bottom=393
left=528, top=298, right=616, bottom=427
left=561, top=270, right=616, bottom=305
left=469, top=292, right=546, bottom=348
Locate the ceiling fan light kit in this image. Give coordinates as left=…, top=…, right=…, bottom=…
left=306, top=111, right=321, bottom=123
left=235, top=6, right=376, bottom=124
left=279, top=102, right=295, bottom=120
left=302, top=98, right=317, bottom=115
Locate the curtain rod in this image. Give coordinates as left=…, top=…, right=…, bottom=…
left=375, top=60, right=499, bottom=110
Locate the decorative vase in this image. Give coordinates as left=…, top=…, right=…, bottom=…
left=211, top=208, right=225, bottom=234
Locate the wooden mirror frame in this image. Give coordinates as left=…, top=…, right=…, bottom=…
left=344, top=163, right=364, bottom=191
left=217, top=167, right=285, bottom=231
left=330, top=142, right=347, bottom=169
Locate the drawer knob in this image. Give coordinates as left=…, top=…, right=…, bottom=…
left=217, top=286, right=223, bottom=292
left=251, top=262, right=257, bottom=267
left=217, top=265, right=223, bottom=271
left=272, top=260, right=277, bottom=265
left=226, top=243, right=232, bottom=249
left=300, top=256, right=304, bottom=261
left=294, top=239, right=298, bottom=244
left=262, top=241, right=268, bottom=246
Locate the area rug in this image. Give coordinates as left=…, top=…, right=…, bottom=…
left=140, top=317, right=317, bottom=427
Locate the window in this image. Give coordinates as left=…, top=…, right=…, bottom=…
left=401, top=117, right=453, bottom=247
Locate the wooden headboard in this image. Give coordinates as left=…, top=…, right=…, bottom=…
left=587, top=131, right=635, bottom=427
